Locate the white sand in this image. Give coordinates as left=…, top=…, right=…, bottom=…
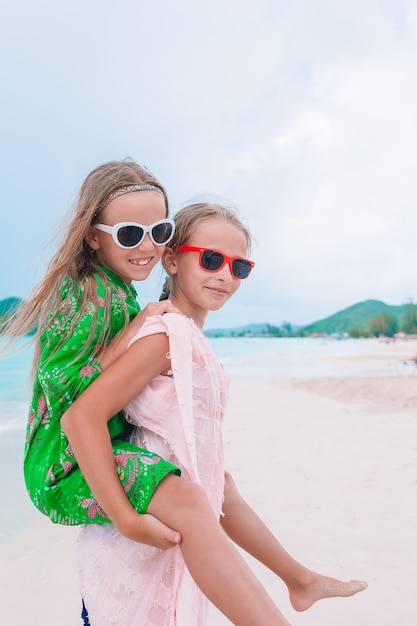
left=1, top=340, right=416, bottom=625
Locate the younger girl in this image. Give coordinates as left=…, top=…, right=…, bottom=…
left=62, top=203, right=367, bottom=625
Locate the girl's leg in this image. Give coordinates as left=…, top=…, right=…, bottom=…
left=148, top=474, right=291, bottom=626
left=221, top=471, right=367, bottom=612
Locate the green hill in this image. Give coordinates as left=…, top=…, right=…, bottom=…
left=302, top=299, right=405, bottom=335
left=0, top=297, right=39, bottom=336
left=0, top=297, right=22, bottom=316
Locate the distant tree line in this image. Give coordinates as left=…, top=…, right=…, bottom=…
left=255, top=302, right=417, bottom=339
left=259, top=322, right=293, bottom=337
left=348, top=302, right=417, bottom=338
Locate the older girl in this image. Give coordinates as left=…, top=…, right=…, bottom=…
left=2, top=159, right=181, bottom=545
left=64, top=203, right=367, bottom=625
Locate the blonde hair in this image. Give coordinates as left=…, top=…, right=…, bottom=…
left=1, top=159, right=168, bottom=370
left=160, top=202, right=252, bottom=300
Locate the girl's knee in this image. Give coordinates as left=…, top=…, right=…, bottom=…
left=223, top=472, right=242, bottom=514
left=175, top=477, right=211, bottom=513
left=223, top=470, right=240, bottom=505
left=151, top=473, right=212, bottom=519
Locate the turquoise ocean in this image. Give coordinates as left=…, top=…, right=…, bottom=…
left=0, top=336, right=402, bottom=541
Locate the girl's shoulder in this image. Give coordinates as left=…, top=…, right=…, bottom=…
left=129, top=312, right=194, bottom=346
left=53, top=272, right=123, bottom=326
left=59, top=267, right=135, bottom=303
left=148, top=312, right=195, bottom=334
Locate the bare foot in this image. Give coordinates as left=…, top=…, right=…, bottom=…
left=288, top=572, right=368, bottom=612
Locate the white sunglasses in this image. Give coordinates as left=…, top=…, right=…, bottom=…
left=94, top=219, right=175, bottom=249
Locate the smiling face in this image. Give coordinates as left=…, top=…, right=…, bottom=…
left=164, top=217, right=249, bottom=327
left=85, top=190, right=167, bottom=284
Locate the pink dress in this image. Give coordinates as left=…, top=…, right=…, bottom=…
left=77, top=313, right=229, bottom=625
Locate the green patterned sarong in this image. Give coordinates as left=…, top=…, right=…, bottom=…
left=24, top=265, right=180, bottom=525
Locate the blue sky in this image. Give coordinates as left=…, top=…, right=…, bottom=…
left=1, top=0, right=416, bottom=329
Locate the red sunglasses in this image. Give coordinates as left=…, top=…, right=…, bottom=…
left=176, top=246, right=254, bottom=279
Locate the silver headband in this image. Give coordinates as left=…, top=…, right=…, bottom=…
left=95, top=184, right=164, bottom=216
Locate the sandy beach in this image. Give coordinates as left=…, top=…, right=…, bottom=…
left=1, top=339, right=416, bottom=625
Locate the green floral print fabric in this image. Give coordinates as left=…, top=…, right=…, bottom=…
left=24, top=265, right=180, bottom=525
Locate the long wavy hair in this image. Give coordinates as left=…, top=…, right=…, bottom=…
left=160, top=202, right=252, bottom=300
left=1, top=159, right=168, bottom=371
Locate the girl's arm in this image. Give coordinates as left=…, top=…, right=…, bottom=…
left=61, top=332, right=179, bottom=547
